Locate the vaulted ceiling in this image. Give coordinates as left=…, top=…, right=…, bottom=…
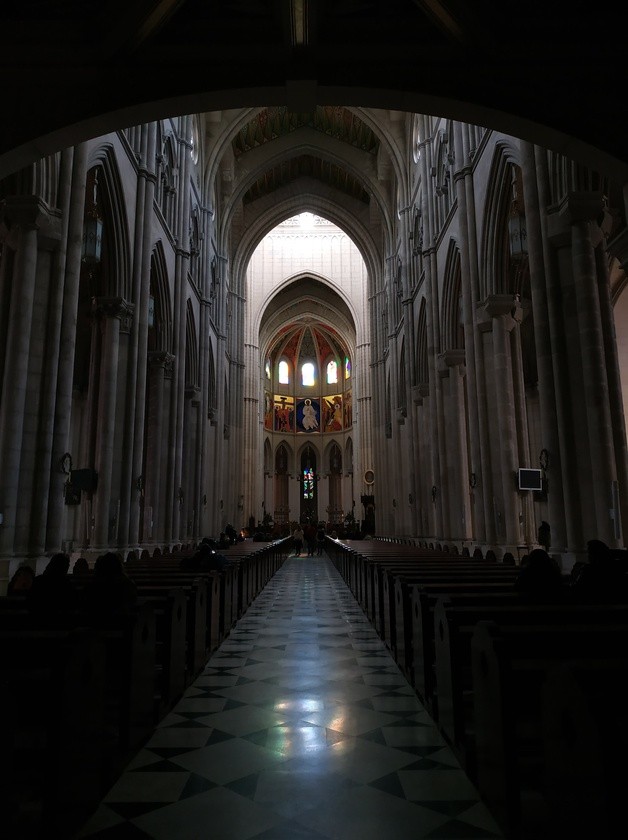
left=234, top=106, right=378, bottom=205
left=0, top=1, right=625, bottom=179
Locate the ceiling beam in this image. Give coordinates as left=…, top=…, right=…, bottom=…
left=103, top=0, right=188, bottom=56
left=412, top=0, right=466, bottom=43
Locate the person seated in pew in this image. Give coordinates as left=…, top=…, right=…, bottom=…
left=570, top=539, right=628, bottom=601
left=28, top=552, right=79, bottom=622
left=79, top=551, right=138, bottom=627
left=225, top=523, right=238, bottom=544
left=180, top=542, right=229, bottom=571
left=514, top=548, right=565, bottom=601
left=71, top=557, right=90, bottom=577
left=217, top=532, right=231, bottom=550
left=7, top=563, right=36, bottom=595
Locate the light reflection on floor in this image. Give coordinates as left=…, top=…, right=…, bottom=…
left=75, top=555, right=503, bottom=839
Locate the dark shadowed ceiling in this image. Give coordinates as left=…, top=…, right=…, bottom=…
left=0, top=0, right=625, bottom=179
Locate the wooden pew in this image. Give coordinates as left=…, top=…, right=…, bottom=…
left=394, top=576, right=520, bottom=682
left=381, top=564, right=518, bottom=660
left=433, top=596, right=628, bottom=772
left=470, top=619, right=628, bottom=838
left=0, top=627, right=107, bottom=838
left=541, top=660, right=628, bottom=837
left=0, top=596, right=157, bottom=755
left=98, top=602, right=157, bottom=756
left=409, top=583, right=522, bottom=710
left=137, top=587, right=187, bottom=713
left=132, top=578, right=208, bottom=682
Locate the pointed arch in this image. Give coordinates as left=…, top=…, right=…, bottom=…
left=416, top=297, right=429, bottom=388
left=207, top=337, right=216, bottom=416
left=149, top=241, right=173, bottom=353
left=185, top=299, right=198, bottom=388
left=344, top=436, right=354, bottom=475
left=441, top=242, right=464, bottom=352
left=87, top=144, right=132, bottom=300
left=479, top=142, right=523, bottom=300
left=399, top=340, right=407, bottom=416
left=263, top=438, right=273, bottom=475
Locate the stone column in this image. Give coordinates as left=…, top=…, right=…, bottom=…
left=15, top=233, right=57, bottom=557
left=596, top=242, right=628, bottom=542
left=123, top=122, right=158, bottom=550
left=169, top=117, right=192, bottom=543
left=28, top=148, right=74, bottom=557
left=184, top=385, right=201, bottom=539
left=510, top=300, right=535, bottom=546
left=242, top=334, right=261, bottom=528
left=453, top=122, right=487, bottom=543
left=44, top=143, right=87, bottom=553
left=571, top=203, right=618, bottom=544
left=145, top=351, right=174, bottom=543
left=92, top=297, right=134, bottom=550
left=485, top=296, right=520, bottom=547
left=0, top=198, right=41, bottom=558
left=443, top=350, right=472, bottom=540
left=536, top=153, right=583, bottom=550
left=520, top=142, right=567, bottom=551
left=417, top=118, right=443, bottom=538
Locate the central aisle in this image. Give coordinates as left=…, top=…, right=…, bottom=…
left=77, top=555, right=503, bottom=839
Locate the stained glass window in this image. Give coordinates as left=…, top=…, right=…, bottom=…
left=327, top=360, right=337, bottom=384
left=302, top=466, right=314, bottom=499
left=279, top=360, right=289, bottom=384
left=265, top=359, right=271, bottom=379
left=345, top=357, right=351, bottom=379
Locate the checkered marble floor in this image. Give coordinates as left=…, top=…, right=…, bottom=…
left=75, top=555, right=503, bottom=839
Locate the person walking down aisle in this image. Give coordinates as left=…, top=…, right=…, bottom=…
left=304, top=521, right=317, bottom=556
left=76, top=556, right=503, bottom=840
left=291, top=524, right=304, bottom=557
left=316, top=522, right=326, bottom=555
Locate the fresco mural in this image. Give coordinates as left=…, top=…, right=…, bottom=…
left=264, top=391, right=273, bottom=430
left=296, top=398, right=320, bottom=432
left=322, top=395, right=343, bottom=431
left=343, top=389, right=352, bottom=428
left=274, top=396, right=294, bottom=432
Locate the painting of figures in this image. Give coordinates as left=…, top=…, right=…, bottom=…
left=343, top=390, right=352, bottom=428
left=323, top=395, right=343, bottom=431
left=264, top=391, right=273, bottom=429
left=296, top=398, right=320, bottom=432
left=274, top=396, right=294, bottom=432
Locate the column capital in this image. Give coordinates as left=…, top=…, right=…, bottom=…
left=148, top=350, right=175, bottom=372
left=93, top=296, right=134, bottom=333
left=92, top=296, right=134, bottom=320
left=441, top=348, right=466, bottom=368
left=559, top=190, right=606, bottom=224
left=1, top=194, right=48, bottom=229
left=412, top=383, right=429, bottom=404
left=0, top=194, right=62, bottom=248
left=483, top=293, right=518, bottom=318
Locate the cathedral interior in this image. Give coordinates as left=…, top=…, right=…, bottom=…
left=1, top=3, right=628, bottom=838
left=2, top=0, right=628, bottom=575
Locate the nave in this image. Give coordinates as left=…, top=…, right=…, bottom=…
left=76, top=555, right=503, bottom=840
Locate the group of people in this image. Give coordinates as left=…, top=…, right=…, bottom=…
left=291, top=522, right=327, bottom=557
left=7, top=550, right=138, bottom=626
left=515, top=538, right=628, bottom=602
left=179, top=538, right=230, bottom=571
